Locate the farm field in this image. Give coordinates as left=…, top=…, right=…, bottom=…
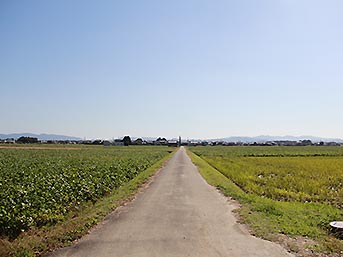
left=0, top=145, right=172, bottom=255
left=188, top=146, right=343, bottom=256
left=191, top=147, right=343, bottom=207
left=191, top=145, right=343, bottom=157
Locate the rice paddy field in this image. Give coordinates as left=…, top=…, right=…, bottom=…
left=188, top=146, right=343, bottom=256
left=191, top=146, right=343, bottom=207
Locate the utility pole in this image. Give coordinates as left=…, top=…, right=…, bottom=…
left=178, top=136, right=181, bottom=147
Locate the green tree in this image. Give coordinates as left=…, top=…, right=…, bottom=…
left=16, top=137, right=39, bottom=144
left=123, top=136, right=131, bottom=146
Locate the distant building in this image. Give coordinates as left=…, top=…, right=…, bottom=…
left=133, top=138, right=143, bottom=145
left=298, top=140, right=312, bottom=146
left=81, top=140, right=93, bottom=145
left=92, top=140, right=103, bottom=145
left=114, top=139, right=124, bottom=146
left=103, top=140, right=112, bottom=146
left=274, top=140, right=298, bottom=146
left=154, top=137, right=168, bottom=145
left=4, top=138, right=15, bottom=144
left=325, top=142, right=340, bottom=146
left=168, top=140, right=178, bottom=147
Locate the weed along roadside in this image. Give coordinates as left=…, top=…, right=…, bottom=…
left=186, top=147, right=343, bottom=257
left=0, top=146, right=176, bottom=257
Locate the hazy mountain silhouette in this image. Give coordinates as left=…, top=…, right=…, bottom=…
left=1, top=133, right=342, bottom=143
left=213, top=135, right=343, bottom=143
left=0, top=133, right=82, bottom=141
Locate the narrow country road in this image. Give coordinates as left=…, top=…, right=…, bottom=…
left=49, top=147, right=293, bottom=257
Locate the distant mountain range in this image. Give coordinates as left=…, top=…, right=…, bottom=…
left=0, top=133, right=82, bottom=141
left=1, top=133, right=342, bottom=143
left=210, top=135, right=343, bottom=143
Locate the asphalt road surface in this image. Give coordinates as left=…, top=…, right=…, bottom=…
left=49, top=147, right=293, bottom=257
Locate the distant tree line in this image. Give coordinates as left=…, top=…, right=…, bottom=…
left=16, top=137, right=39, bottom=144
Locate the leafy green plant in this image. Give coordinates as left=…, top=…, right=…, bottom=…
left=0, top=146, right=170, bottom=239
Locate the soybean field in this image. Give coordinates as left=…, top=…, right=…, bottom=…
left=0, top=146, right=170, bottom=239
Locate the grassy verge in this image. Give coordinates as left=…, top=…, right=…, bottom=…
left=0, top=149, right=176, bottom=257
left=187, top=149, right=343, bottom=256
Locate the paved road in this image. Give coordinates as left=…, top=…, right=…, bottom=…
left=50, top=147, right=293, bottom=257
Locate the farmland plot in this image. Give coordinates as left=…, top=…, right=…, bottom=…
left=190, top=146, right=343, bottom=206
left=0, top=146, right=170, bottom=239
left=188, top=146, right=343, bottom=255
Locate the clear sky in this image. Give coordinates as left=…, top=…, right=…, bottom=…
left=1, top=0, right=343, bottom=139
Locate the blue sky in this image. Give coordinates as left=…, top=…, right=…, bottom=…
left=1, top=0, right=343, bottom=139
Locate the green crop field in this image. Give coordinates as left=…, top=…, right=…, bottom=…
left=188, top=146, right=343, bottom=255
left=0, top=146, right=170, bottom=240
left=191, top=145, right=343, bottom=158
left=191, top=146, right=343, bottom=207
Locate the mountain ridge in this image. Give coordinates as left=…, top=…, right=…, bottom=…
left=0, top=133, right=82, bottom=141
left=212, top=135, right=343, bottom=143
left=1, top=133, right=342, bottom=143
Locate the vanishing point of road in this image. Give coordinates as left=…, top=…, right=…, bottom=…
left=50, top=147, right=293, bottom=257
